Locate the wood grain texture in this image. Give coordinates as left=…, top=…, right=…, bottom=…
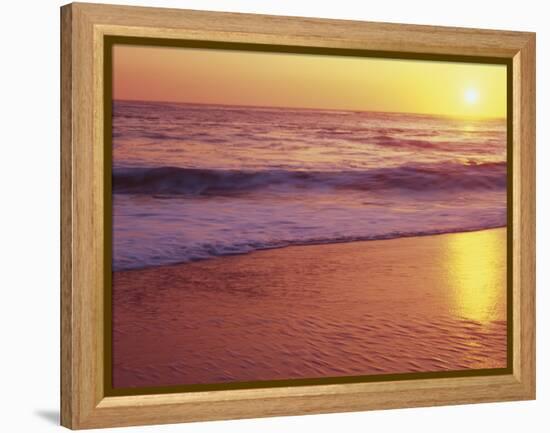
left=60, top=4, right=73, bottom=429
left=60, top=2, right=536, bottom=429
left=512, top=34, right=536, bottom=395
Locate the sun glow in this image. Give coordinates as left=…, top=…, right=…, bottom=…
left=113, top=45, right=507, bottom=118
left=464, top=88, right=479, bottom=105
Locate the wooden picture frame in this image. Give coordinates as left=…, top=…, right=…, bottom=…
left=60, top=2, right=535, bottom=429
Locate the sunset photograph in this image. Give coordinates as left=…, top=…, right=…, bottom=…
left=109, top=43, right=508, bottom=389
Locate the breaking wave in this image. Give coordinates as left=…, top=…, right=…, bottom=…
left=113, top=162, right=506, bottom=196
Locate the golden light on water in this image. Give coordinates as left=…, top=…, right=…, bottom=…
left=444, top=229, right=506, bottom=323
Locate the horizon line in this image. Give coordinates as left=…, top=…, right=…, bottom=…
left=112, top=98, right=507, bottom=121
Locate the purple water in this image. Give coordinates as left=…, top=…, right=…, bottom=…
left=112, top=100, right=507, bottom=271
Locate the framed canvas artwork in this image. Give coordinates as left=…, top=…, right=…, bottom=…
left=60, top=3, right=535, bottom=429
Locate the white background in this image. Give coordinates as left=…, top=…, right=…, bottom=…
left=0, top=0, right=546, bottom=431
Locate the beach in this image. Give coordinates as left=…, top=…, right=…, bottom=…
left=111, top=101, right=508, bottom=388
left=112, top=227, right=507, bottom=388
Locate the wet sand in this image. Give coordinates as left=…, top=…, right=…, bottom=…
left=112, top=228, right=507, bottom=388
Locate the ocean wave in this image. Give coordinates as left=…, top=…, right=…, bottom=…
left=112, top=162, right=506, bottom=196
left=113, top=223, right=505, bottom=271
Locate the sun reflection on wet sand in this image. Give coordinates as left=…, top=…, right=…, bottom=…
left=444, top=229, right=506, bottom=323
left=112, top=228, right=508, bottom=388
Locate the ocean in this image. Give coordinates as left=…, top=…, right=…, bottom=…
left=112, top=100, right=507, bottom=272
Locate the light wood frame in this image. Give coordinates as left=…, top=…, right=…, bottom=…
left=61, top=2, right=536, bottom=429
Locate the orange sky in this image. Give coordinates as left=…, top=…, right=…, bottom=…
left=113, top=44, right=507, bottom=118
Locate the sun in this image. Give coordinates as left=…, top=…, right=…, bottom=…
left=464, top=88, right=479, bottom=105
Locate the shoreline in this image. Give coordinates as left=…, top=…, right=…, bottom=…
left=112, top=227, right=507, bottom=388
left=113, top=225, right=507, bottom=273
